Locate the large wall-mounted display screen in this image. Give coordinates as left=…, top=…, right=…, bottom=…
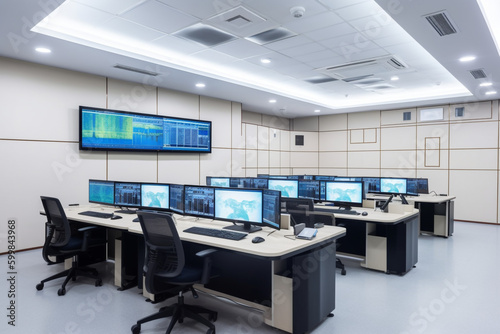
left=80, top=106, right=211, bottom=153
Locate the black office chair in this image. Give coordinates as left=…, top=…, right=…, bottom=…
left=36, top=196, right=105, bottom=296
left=306, top=211, right=347, bottom=276
left=132, top=211, right=217, bottom=334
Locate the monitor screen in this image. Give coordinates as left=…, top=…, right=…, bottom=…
left=141, top=183, right=169, bottom=210
left=335, top=177, right=362, bottom=181
left=89, top=179, right=114, bottom=205
left=380, top=178, right=407, bottom=194
left=80, top=106, right=211, bottom=153
left=314, top=175, right=336, bottom=181
left=298, top=175, right=314, bottom=180
left=114, top=182, right=141, bottom=207
left=286, top=175, right=300, bottom=180
left=362, top=177, right=381, bottom=193
left=407, top=178, right=429, bottom=195
left=184, top=186, right=215, bottom=218
left=252, top=178, right=269, bottom=189
left=169, top=184, right=184, bottom=214
left=263, top=189, right=281, bottom=230
left=298, top=180, right=320, bottom=200
left=268, top=179, right=299, bottom=198
left=207, top=177, right=230, bottom=187
left=214, top=188, right=263, bottom=225
left=325, top=181, right=364, bottom=208
left=268, top=175, right=288, bottom=179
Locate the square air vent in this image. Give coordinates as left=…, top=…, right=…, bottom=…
left=424, top=11, right=457, bottom=36
left=246, top=27, right=297, bottom=45
left=469, top=69, right=487, bottom=79
left=174, top=23, right=237, bottom=47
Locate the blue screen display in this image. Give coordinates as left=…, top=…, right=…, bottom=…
left=80, top=106, right=211, bottom=153
left=325, top=181, right=363, bottom=205
left=380, top=178, right=407, bottom=194
left=184, top=186, right=214, bottom=218
left=141, top=184, right=169, bottom=209
left=89, top=180, right=114, bottom=205
left=208, top=177, right=230, bottom=187
left=169, top=184, right=184, bottom=214
left=214, top=189, right=262, bottom=224
left=115, top=182, right=141, bottom=207
left=263, top=189, right=280, bottom=229
left=268, top=179, right=298, bottom=198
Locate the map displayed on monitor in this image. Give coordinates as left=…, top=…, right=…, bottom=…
left=380, top=178, right=407, bottom=194
left=141, top=184, right=169, bottom=209
left=268, top=179, right=298, bottom=198
left=215, top=189, right=262, bottom=224
left=326, top=181, right=363, bottom=204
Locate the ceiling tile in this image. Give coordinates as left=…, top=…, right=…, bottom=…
left=244, top=0, right=326, bottom=25
left=294, top=49, right=341, bottom=64
left=263, top=35, right=312, bottom=51
left=278, top=42, right=327, bottom=58
left=304, top=22, right=358, bottom=42
left=150, top=35, right=206, bottom=55
left=156, top=0, right=224, bottom=19
left=283, top=11, right=343, bottom=34
left=121, top=1, right=199, bottom=34
left=212, top=38, right=269, bottom=59
left=318, top=0, right=369, bottom=11
left=335, top=1, right=386, bottom=21
left=75, top=0, right=147, bottom=15
left=102, top=17, right=165, bottom=42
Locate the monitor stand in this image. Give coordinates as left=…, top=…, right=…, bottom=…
left=115, top=207, right=137, bottom=214
left=223, top=222, right=262, bottom=233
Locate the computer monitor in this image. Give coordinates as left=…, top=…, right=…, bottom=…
left=315, top=175, right=336, bottom=181
left=406, top=178, right=429, bottom=195
left=215, top=188, right=263, bottom=233
left=252, top=178, right=269, bottom=189
left=325, top=181, right=364, bottom=210
left=88, top=179, right=115, bottom=205
left=169, top=184, right=184, bottom=214
left=114, top=182, right=141, bottom=213
left=268, top=179, right=299, bottom=198
left=229, top=177, right=254, bottom=188
left=380, top=177, right=407, bottom=195
left=286, top=175, right=300, bottom=180
left=298, top=180, right=320, bottom=200
left=335, top=177, right=362, bottom=181
left=263, top=189, right=281, bottom=230
left=184, top=185, right=215, bottom=218
left=362, top=177, right=381, bottom=193
left=298, top=175, right=314, bottom=180
left=206, top=177, right=230, bottom=187
left=268, top=175, right=288, bottom=179
left=141, top=183, right=169, bottom=210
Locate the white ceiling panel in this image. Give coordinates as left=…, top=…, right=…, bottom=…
left=102, top=17, right=165, bottom=42
left=75, top=0, right=147, bottom=15
left=212, top=38, right=269, bottom=59
left=283, top=11, right=343, bottom=34
left=150, top=35, right=206, bottom=55
left=319, top=0, right=370, bottom=11
left=305, top=22, right=359, bottom=42
left=278, top=42, right=327, bottom=58
left=335, top=1, right=386, bottom=21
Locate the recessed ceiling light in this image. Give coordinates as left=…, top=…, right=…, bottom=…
left=390, top=76, right=399, bottom=81
left=269, top=99, right=276, bottom=103
left=35, top=47, right=51, bottom=53
left=195, top=83, right=205, bottom=88
left=260, top=58, right=271, bottom=64
left=314, top=109, right=321, bottom=113
left=480, top=82, right=493, bottom=87
left=485, top=91, right=497, bottom=95
left=459, top=56, right=476, bottom=62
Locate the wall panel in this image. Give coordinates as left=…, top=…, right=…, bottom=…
left=319, top=131, right=348, bottom=151
left=348, top=151, right=379, bottom=169
left=449, top=121, right=498, bottom=149
left=200, top=96, right=232, bottom=148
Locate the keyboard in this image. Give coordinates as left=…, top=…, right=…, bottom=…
left=183, top=226, right=247, bottom=240
left=315, top=207, right=360, bottom=215
left=78, top=211, right=114, bottom=219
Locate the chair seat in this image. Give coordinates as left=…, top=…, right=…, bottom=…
left=157, top=266, right=202, bottom=284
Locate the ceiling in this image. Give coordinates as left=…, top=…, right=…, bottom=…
left=1, top=0, right=498, bottom=118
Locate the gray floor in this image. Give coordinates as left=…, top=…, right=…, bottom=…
left=2, top=221, right=500, bottom=334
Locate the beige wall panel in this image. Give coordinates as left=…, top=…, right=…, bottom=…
left=246, top=168, right=258, bottom=177
left=348, top=151, right=379, bottom=169
left=281, top=151, right=290, bottom=169
left=280, top=168, right=292, bottom=175
left=381, top=108, right=417, bottom=126
left=319, top=131, right=348, bottom=151
left=158, top=88, right=199, bottom=119
left=450, top=121, right=498, bottom=149
left=232, top=102, right=245, bottom=149
left=350, top=129, right=364, bottom=143
left=292, top=168, right=319, bottom=175
left=269, top=128, right=281, bottom=150
left=245, top=124, right=258, bottom=149
left=450, top=149, right=497, bottom=170
left=347, top=130, right=380, bottom=151
left=348, top=110, right=380, bottom=129
left=200, top=148, right=232, bottom=182
left=319, top=113, right=348, bottom=131
left=107, top=78, right=156, bottom=114
left=291, top=152, right=319, bottom=168
left=293, top=116, right=319, bottom=131
left=270, top=151, right=281, bottom=168
left=242, top=110, right=262, bottom=124
left=319, top=152, right=348, bottom=168
left=1, top=58, right=105, bottom=141
left=269, top=168, right=281, bottom=175
left=381, top=150, right=416, bottom=169
left=258, top=150, right=270, bottom=168
left=416, top=149, right=448, bottom=169
left=450, top=170, right=497, bottom=223
left=416, top=169, right=448, bottom=195
left=318, top=168, right=347, bottom=176
left=349, top=169, right=380, bottom=177
left=281, top=130, right=291, bottom=151
left=364, top=128, right=377, bottom=143
left=290, top=131, right=318, bottom=151
left=231, top=149, right=246, bottom=177
left=258, top=168, right=270, bottom=175
left=258, top=126, right=270, bottom=150
left=0, top=141, right=106, bottom=252
left=245, top=150, right=258, bottom=168
left=380, top=169, right=416, bottom=179
left=200, top=96, right=232, bottom=149
left=158, top=153, right=200, bottom=185
left=417, top=124, right=449, bottom=149
left=381, top=126, right=416, bottom=150
left=262, top=114, right=290, bottom=130
left=450, top=101, right=493, bottom=121
left=108, top=152, right=157, bottom=183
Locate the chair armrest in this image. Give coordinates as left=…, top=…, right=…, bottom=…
left=195, top=248, right=217, bottom=258
left=78, top=226, right=100, bottom=233
left=196, top=248, right=217, bottom=284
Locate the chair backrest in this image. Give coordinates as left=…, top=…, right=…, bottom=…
left=307, top=211, right=335, bottom=226
left=137, top=211, right=185, bottom=294
left=40, top=196, right=71, bottom=247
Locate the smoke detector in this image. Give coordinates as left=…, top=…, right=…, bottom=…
left=290, top=6, right=305, bottom=18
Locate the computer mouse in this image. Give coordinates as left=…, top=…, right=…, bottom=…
left=111, top=215, right=122, bottom=220
left=252, top=236, right=265, bottom=243
left=362, top=211, right=368, bottom=216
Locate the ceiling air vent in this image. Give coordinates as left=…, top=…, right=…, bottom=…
left=318, top=56, right=408, bottom=80
left=246, top=27, right=297, bottom=45
left=113, top=64, right=159, bottom=76
left=174, top=23, right=237, bottom=47
left=424, top=11, right=457, bottom=36
left=469, top=69, right=487, bottom=79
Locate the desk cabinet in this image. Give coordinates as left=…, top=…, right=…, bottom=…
left=418, top=200, right=454, bottom=237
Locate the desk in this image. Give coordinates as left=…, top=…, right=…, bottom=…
left=64, top=205, right=346, bottom=334
left=367, top=194, right=455, bottom=237
left=313, top=205, right=419, bottom=275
